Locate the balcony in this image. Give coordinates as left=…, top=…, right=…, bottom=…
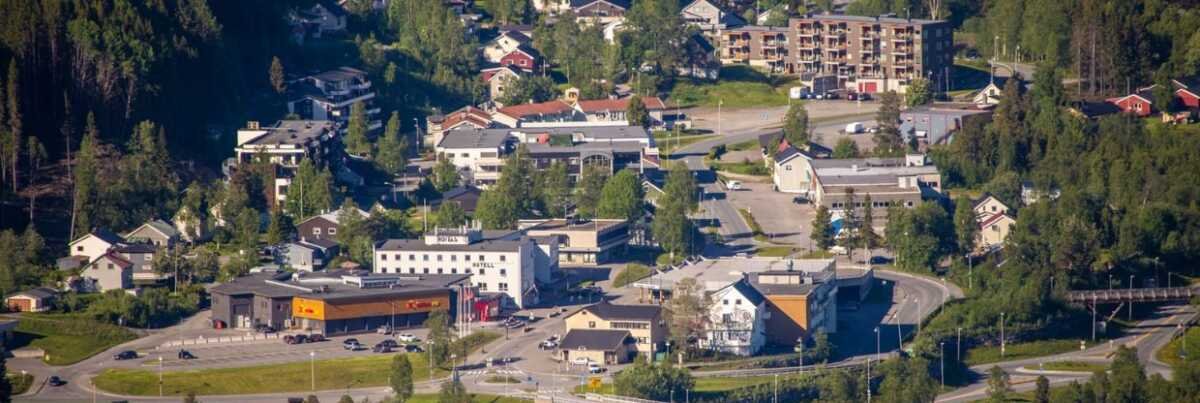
left=797, top=30, right=819, bottom=37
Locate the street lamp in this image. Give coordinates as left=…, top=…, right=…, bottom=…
left=158, top=356, right=164, bottom=397
left=1129, top=275, right=1135, bottom=321
left=310, top=351, right=316, bottom=391
left=874, top=326, right=880, bottom=359
left=915, top=298, right=921, bottom=335
left=1000, top=312, right=1006, bottom=358
left=939, top=342, right=945, bottom=389
left=773, top=374, right=779, bottom=403
left=956, top=327, right=962, bottom=362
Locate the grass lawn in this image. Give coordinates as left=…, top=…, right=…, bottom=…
left=755, top=246, right=801, bottom=258
left=96, top=352, right=444, bottom=396
left=407, top=393, right=527, bottom=403
left=710, top=160, right=769, bottom=176
left=1155, top=326, right=1199, bottom=367
left=727, top=140, right=759, bottom=151
left=669, top=66, right=796, bottom=108
left=655, top=133, right=718, bottom=155
left=10, top=373, right=33, bottom=395
left=10, top=315, right=138, bottom=366
left=612, top=264, right=653, bottom=288
left=577, top=373, right=810, bottom=395
left=1022, top=361, right=1107, bottom=373
left=964, top=339, right=1083, bottom=366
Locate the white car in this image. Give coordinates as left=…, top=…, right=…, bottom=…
left=571, top=356, right=591, bottom=366
left=726, top=180, right=742, bottom=190
left=396, top=333, right=419, bottom=343
left=588, top=362, right=606, bottom=373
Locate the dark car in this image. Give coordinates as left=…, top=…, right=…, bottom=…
left=858, top=92, right=872, bottom=101
left=404, top=344, right=424, bottom=353
left=823, top=90, right=840, bottom=99
left=113, top=350, right=138, bottom=360
left=255, top=325, right=276, bottom=334
left=372, top=343, right=393, bottom=353
left=378, top=339, right=399, bottom=349
left=307, top=334, right=326, bottom=342
left=285, top=334, right=308, bottom=345
left=47, top=376, right=65, bottom=387
left=178, top=350, right=196, bottom=360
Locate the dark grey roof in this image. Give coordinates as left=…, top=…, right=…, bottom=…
left=243, top=120, right=337, bottom=146
left=210, top=270, right=470, bottom=302
left=748, top=271, right=821, bottom=296
left=310, top=67, right=366, bottom=83
left=798, top=13, right=945, bottom=26
left=571, top=0, right=631, bottom=9
left=559, top=329, right=631, bottom=351
left=209, top=271, right=301, bottom=298
left=581, top=301, right=662, bottom=321
left=10, top=287, right=58, bottom=300
left=114, top=243, right=157, bottom=254
left=302, top=238, right=339, bottom=250
left=437, top=128, right=512, bottom=149
left=724, top=279, right=766, bottom=306
left=77, top=228, right=124, bottom=246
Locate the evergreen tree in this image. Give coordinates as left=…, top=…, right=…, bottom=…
left=987, top=366, right=1011, bottom=402
left=626, top=96, right=649, bottom=128
left=860, top=194, right=880, bottom=252
left=390, top=354, right=414, bottom=403
left=497, top=75, right=556, bottom=106
left=1034, top=375, right=1050, bottom=403
left=653, top=164, right=697, bottom=258
left=574, top=165, right=608, bottom=219
left=433, top=201, right=467, bottom=228
left=0, top=353, right=11, bottom=403
left=495, top=144, right=535, bottom=217
left=6, top=62, right=22, bottom=191
left=269, top=56, right=286, bottom=94
left=235, top=208, right=260, bottom=249
left=877, top=355, right=938, bottom=403
left=538, top=161, right=571, bottom=218
left=436, top=377, right=470, bottom=403
left=597, top=170, right=644, bottom=222
left=884, top=202, right=955, bottom=272
left=376, top=112, right=409, bottom=175
left=285, top=160, right=334, bottom=219
left=833, top=138, right=860, bottom=158
left=818, top=368, right=858, bottom=403
left=432, top=157, right=460, bottom=192
left=73, top=112, right=101, bottom=238
left=183, top=391, right=199, bottom=403
left=1107, top=346, right=1145, bottom=403
left=811, top=205, right=834, bottom=250
left=304, top=395, right=320, bottom=403
left=266, top=207, right=290, bottom=245
left=874, top=91, right=904, bottom=156
left=338, top=396, right=354, bottom=403
left=954, top=196, right=979, bottom=255
left=783, top=102, right=810, bottom=146
left=344, top=101, right=371, bottom=157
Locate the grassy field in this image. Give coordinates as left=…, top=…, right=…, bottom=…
left=1022, top=361, right=1107, bottom=373
left=964, top=339, right=1083, bottom=366
left=10, top=373, right=33, bottom=395
left=96, top=352, right=444, bottom=396
left=710, top=160, right=769, bottom=176
left=408, top=393, right=527, bottom=403
left=1155, top=326, right=1199, bottom=367
left=755, top=246, right=802, bottom=257
left=10, top=315, right=138, bottom=366
left=612, top=264, right=653, bottom=288
left=654, top=133, right=717, bottom=155
left=669, top=66, right=795, bottom=108
left=727, top=140, right=760, bottom=151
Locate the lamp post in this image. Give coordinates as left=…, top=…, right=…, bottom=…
left=310, top=351, right=316, bottom=391
left=1129, top=275, right=1135, bottom=321
left=956, top=327, right=962, bottom=362
left=939, top=342, right=945, bottom=389
left=773, top=374, right=779, bottom=403
left=158, top=356, right=164, bottom=397
left=717, top=99, right=724, bottom=137
left=915, top=298, right=921, bottom=335
left=874, top=326, right=880, bottom=359
left=896, top=304, right=903, bottom=352
left=1000, top=312, right=1006, bottom=358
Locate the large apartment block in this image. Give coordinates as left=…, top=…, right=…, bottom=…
left=719, top=14, right=953, bottom=94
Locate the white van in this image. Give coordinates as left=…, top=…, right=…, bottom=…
left=726, top=180, right=743, bottom=190
left=845, top=122, right=865, bottom=134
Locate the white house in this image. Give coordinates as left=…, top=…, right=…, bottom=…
left=482, top=30, right=532, bottom=63
left=972, top=194, right=1010, bottom=219
left=973, top=81, right=1003, bottom=106
left=67, top=229, right=125, bottom=264
left=701, top=279, right=768, bottom=356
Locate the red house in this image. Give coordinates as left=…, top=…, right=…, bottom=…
left=1106, top=87, right=1155, bottom=117
left=499, top=45, right=541, bottom=73
left=1172, top=76, right=1200, bottom=110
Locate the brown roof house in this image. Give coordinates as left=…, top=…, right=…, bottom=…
left=80, top=252, right=134, bottom=292
left=6, top=287, right=58, bottom=313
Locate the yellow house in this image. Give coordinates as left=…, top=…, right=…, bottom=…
left=563, top=301, right=665, bottom=357
left=751, top=271, right=837, bottom=346
left=977, top=213, right=1016, bottom=250
left=972, top=194, right=1010, bottom=220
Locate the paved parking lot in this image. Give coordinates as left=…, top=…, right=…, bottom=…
left=726, top=181, right=817, bottom=248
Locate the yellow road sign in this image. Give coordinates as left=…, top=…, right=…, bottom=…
left=588, top=377, right=603, bottom=389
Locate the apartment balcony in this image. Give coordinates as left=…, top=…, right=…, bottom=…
left=762, top=52, right=787, bottom=61
left=797, top=30, right=819, bottom=37
left=763, top=39, right=787, bottom=48
left=892, top=47, right=913, bottom=55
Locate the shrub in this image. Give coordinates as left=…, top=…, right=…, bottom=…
left=613, top=264, right=653, bottom=288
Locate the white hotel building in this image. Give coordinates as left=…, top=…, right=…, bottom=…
left=372, top=228, right=558, bottom=309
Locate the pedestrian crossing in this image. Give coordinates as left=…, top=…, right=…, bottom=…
left=459, top=368, right=525, bottom=377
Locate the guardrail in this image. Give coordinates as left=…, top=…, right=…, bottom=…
left=158, top=332, right=281, bottom=348
left=1066, top=287, right=1198, bottom=305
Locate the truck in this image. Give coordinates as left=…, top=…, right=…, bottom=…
left=845, top=122, right=865, bottom=134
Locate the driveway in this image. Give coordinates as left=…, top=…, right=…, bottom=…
left=725, top=181, right=815, bottom=247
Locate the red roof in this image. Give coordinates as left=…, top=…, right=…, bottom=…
left=441, top=106, right=492, bottom=130
left=979, top=212, right=1013, bottom=229
left=96, top=251, right=133, bottom=269
left=577, top=96, right=667, bottom=113
left=496, top=100, right=573, bottom=119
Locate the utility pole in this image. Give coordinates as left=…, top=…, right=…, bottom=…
left=957, top=327, right=962, bottom=361
left=939, top=342, right=945, bottom=389
left=1000, top=312, right=1006, bottom=358
left=1129, top=275, right=1135, bottom=321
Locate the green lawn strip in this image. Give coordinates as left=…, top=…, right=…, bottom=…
left=1155, top=326, right=1200, bottom=367
left=964, top=339, right=1083, bottom=366
left=710, top=160, right=769, bottom=176
left=654, top=134, right=718, bottom=155
left=1021, top=361, right=1107, bottom=373
left=11, top=315, right=138, bottom=366
left=95, top=352, right=444, bottom=396
left=406, top=393, right=528, bottom=403
left=576, top=373, right=808, bottom=395
left=755, top=246, right=800, bottom=258
left=727, top=140, right=759, bottom=151
left=613, top=264, right=653, bottom=288
left=10, top=373, right=33, bottom=395
left=482, top=375, right=523, bottom=384
left=737, top=208, right=766, bottom=241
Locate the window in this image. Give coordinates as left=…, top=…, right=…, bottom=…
left=480, top=269, right=486, bottom=275
left=465, top=255, right=471, bottom=262
left=466, top=269, right=472, bottom=274
left=479, top=255, right=485, bottom=261
left=478, top=283, right=487, bottom=290
left=500, top=255, right=507, bottom=262
left=723, top=299, right=729, bottom=305
left=589, top=321, right=596, bottom=328
left=409, top=268, right=416, bottom=274
left=423, top=254, right=429, bottom=261
left=735, top=299, right=742, bottom=305
left=437, top=268, right=444, bottom=274
left=328, top=228, right=336, bottom=235
left=107, top=263, right=114, bottom=270
left=423, top=268, right=429, bottom=274
left=381, top=254, right=388, bottom=261
left=314, top=228, right=322, bottom=235
left=498, top=283, right=509, bottom=291
left=409, top=254, right=415, bottom=260
left=437, top=255, right=443, bottom=262
left=500, top=269, right=507, bottom=276
left=786, top=165, right=792, bottom=171
left=451, top=255, right=457, bottom=262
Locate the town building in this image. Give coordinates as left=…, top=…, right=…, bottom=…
left=287, top=67, right=381, bottom=133
left=777, top=154, right=941, bottom=214
left=532, top=0, right=572, bottom=14
left=435, top=186, right=484, bottom=215
left=701, top=279, right=767, bottom=356
left=681, top=0, right=743, bottom=32
left=283, top=239, right=340, bottom=272
left=66, top=228, right=173, bottom=290
left=209, top=269, right=470, bottom=334
left=290, top=1, right=348, bottom=43
left=232, top=120, right=339, bottom=206
left=124, top=219, right=181, bottom=249
left=114, top=243, right=172, bottom=286
left=899, top=103, right=993, bottom=150
left=561, top=301, right=666, bottom=364
left=426, top=106, right=496, bottom=149
left=572, top=0, right=630, bottom=25
left=972, top=81, right=1003, bottom=106
left=436, top=125, right=655, bottom=187
left=498, top=45, right=544, bottom=73
left=977, top=212, right=1016, bottom=251
left=519, top=219, right=631, bottom=265
left=296, top=207, right=369, bottom=241
left=1106, top=87, right=1156, bottom=117
left=972, top=194, right=1010, bottom=219
left=68, top=229, right=125, bottom=264
left=6, top=288, right=58, bottom=313
left=717, top=14, right=953, bottom=94
left=372, top=227, right=559, bottom=309
left=481, top=66, right=525, bottom=104
left=80, top=252, right=134, bottom=292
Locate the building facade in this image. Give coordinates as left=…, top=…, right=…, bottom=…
left=563, top=301, right=666, bottom=357
left=519, top=219, right=631, bottom=265
left=232, top=120, right=339, bottom=206
left=287, top=67, right=382, bottom=133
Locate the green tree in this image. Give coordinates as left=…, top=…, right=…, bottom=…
left=336, top=199, right=377, bottom=265
left=432, top=157, right=460, bottom=192
left=182, top=391, right=199, bottom=403
left=235, top=208, right=260, bottom=249
left=818, top=368, right=858, bottom=403
left=987, top=366, right=1011, bottom=402
left=0, top=353, right=11, bottom=403
left=497, top=75, right=556, bottom=106
left=338, top=395, right=354, bottom=403
left=906, top=78, right=933, bottom=106
left=285, top=159, right=334, bottom=220
left=833, top=138, right=860, bottom=158
left=954, top=196, right=979, bottom=255
left=538, top=161, right=571, bottom=217
left=884, top=202, right=954, bottom=272
left=877, top=355, right=938, bottom=403
left=495, top=144, right=535, bottom=217
left=266, top=207, right=290, bottom=245
left=597, top=170, right=644, bottom=222
left=474, top=188, right=518, bottom=230
left=344, top=101, right=371, bottom=157
left=304, top=395, right=320, bottom=403
left=623, top=0, right=688, bottom=72
left=874, top=91, right=905, bottom=156
left=72, top=112, right=101, bottom=238
left=436, top=377, right=470, bottom=403
left=376, top=112, right=409, bottom=175
left=1107, top=346, right=1145, bottom=403
left=390, top=354, right=414, bottom=403
left=424, top=309, right=452, bottom=366
left=860, top=194, right=881, bottom=252
left=626, top=95, right=650, bottom=128
left=811, top=331, right=835, bottom=363
left=665, top=277, right=709, bottom=356
left=811, top=205, right=834, bottom=250
left=574, top=165, right=608, bottom=219
left=433, top=201, right=467, bottom=228
left=654, top=164, right=697, bottom=257
left=783, top=102, right=810, bottom=146
left=1035, top=375, right=1050, bottom=403
left=269, top=56, right=286, bottom=94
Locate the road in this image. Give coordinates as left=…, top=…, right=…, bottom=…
left=935, top=303, right=1198, bottom=402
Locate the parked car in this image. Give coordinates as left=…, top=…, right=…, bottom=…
left=396, top=333, right=419, bottom=343
left=343, top=339, right=363, bottom=350
left=177, top=350, right=196, bottom=360
left=588, top=362, right=606, bottom=374
left=823, top=90, right=840, bottom=99
left=858, top=92, right=872, bottom=101
left=47, top=376, right=65, bottom=386
left=285, top=334, right=308, bottom=345
left=255, top=325, right=276, bottom=334
left=845, top=122, right=865, bottom=134
left=539, top=340, right=558, bottom=350
left=404, top=344, right=424, bottom=353
left=372, top=344, right=393, bottom=353
left=378, top=339, right=399, bottom=349
left=113, top=351, right=138, bottom=360
left=307, top=334, right=326, bottom=343
left=726, top=180, right=743, bottom=190
left=571, top=356, right=591, bottom=366
left=377, top=325, right=393, bottom=335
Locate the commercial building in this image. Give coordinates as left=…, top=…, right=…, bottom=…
left=209, top=270, right=470, bottom=334
left=372, top=228, right=559, bottom=309
left=809, top=154, right=942, bottom=213
left=518, top=219, right=631, bottom=265
left=287, top=67, right=381, bottom=133
left=561, top=301, right=666, bottom=364
left=231, top=120, right=339, bottom=206
left=718, top=14, right=953, bottom=94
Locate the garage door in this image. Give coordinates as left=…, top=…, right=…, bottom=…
left=860, top=82, right=878, bottom=93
